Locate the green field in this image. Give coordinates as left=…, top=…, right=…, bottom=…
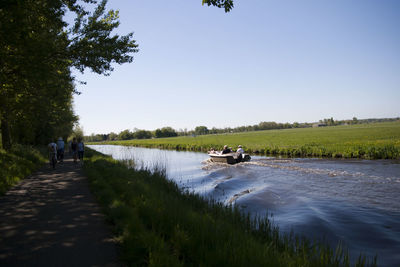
left=93, top=121, right=400, bottom=159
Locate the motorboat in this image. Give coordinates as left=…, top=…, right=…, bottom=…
left=208, top=153, right=251, bottom=164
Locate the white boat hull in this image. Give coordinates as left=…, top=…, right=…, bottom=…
left=208, top=153, right=251, bottom=164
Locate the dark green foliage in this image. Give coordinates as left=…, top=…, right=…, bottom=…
left=118, top=129, right=134, bottom=140
left=155, top=127, right=178, bottom=138
left=133, top=130, right=152, bottom=139
left=202, top=0, right=234, bottom=12
left=1, top=0, right=75, bottom=146
left=0, top=0, right=138, bottom=149
left=194, top=126, right=209, bottom=135
left=84, top=149, right=376, bottom=266
left=86, top=129, right=153, bottom=142
left=68, top=0, right=138, bottom=75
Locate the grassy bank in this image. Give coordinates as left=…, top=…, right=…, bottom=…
left=92, top=121, right=400, bottom=159
left=84, top=149, right=376, bottom=266
left=0, top=145, right=46, bottom=195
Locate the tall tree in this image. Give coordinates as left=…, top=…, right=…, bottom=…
left=0, top=0, right=138, bottom=149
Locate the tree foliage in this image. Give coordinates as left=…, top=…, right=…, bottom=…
left=194, top=126, right=209, bottom=135
left=155, top=127, right=178, bottom=138
left=0, top=0, right=138, bottom=149
left=202, top=0, right=234, bottom=12
left=68, top=0, right=138, bottom=75
left=118, top=129, right=134, bottom=140
left=134, top=130, right=152, bottom=139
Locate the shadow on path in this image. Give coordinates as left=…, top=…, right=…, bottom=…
left=0, top=156, right=120, bottom=266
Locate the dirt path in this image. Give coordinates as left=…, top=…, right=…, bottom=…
left=0, top=156, right=121, bottom=266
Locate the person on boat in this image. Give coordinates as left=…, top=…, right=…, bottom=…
left=236, top=145, right=244, bottom=162
left=208, top=148, right=216, bottom=154
left=222, top=145, right=231, bottom=154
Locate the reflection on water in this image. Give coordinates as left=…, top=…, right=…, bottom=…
left=89, top=145, right=400, bottom=266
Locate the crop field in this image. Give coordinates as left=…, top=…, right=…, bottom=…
left=94, top=121, right=400, bottom=159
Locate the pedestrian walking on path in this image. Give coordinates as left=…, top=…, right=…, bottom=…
left=71, top=138, right=78, bottom=163
left=0, top=155, right=120, bottom=266
left=77, top=138, right=85, bottom=165
left=57, top=137, right=65, bottom=162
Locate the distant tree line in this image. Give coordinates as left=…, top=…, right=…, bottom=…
left=317, top=117, right=400, bottom=126
left=85, top=127, right=178, bottom=142
left=84, top=117, right=400, bottom=142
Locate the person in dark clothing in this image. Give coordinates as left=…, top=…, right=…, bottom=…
left=71, top=138, right=78, bottom=163
left=222, top=145, right=231, bottom=154
left=77, top=138, right=85, bottom=164
left=56, top=137, right=65, bottom=162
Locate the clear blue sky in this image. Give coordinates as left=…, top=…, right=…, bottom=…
left=72, top=0, right=400, bottom=134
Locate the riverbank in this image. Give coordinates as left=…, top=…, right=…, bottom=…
left=84, top=148, right=376, bottom=266
left=0, top=145, right=46, bottom=195
left=91, top=121, right=400, bottom=159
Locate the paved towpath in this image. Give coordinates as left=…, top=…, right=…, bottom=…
left=0, top=156, right=120, bottom=266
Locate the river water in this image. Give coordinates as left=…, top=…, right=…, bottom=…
left=89, top=145, right=400, bottom=266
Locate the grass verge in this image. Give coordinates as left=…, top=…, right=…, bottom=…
left=0, top=145, right=46, bottom=195
left=84, top=148, right=376, bottom=266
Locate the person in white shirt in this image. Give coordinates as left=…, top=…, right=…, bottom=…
left=236, top=145, right=244, bottom=162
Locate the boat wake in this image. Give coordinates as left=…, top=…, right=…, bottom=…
left=227, top=189, right=254, bottom=204
left=244, top=159, right=400, bottom=182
